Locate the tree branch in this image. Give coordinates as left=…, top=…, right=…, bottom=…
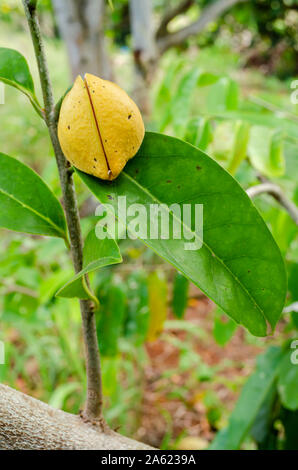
left=247, top=182, right=298, bottom=225
left=0, top=384, right=153, bottom=450
left=156, top=0, right=194, bottom=39
left=157, top=0, right=249, bottom=55
left=22, top=0, right=103, bottom=424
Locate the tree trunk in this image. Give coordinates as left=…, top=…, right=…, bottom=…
left=0, top=384, right=153, bottom=450
left=52, top=0, right=111, bottom=80
left=129, top=0, right=156, bottom=117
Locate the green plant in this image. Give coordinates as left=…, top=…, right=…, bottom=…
left=210, top=339, right=298, bottom=450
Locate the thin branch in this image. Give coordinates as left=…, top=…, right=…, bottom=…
left=22, top=0, right=104, bottom=424
left=247, top=182, right=298, bottom=225
left=157, top=0, right=248, bottom=55
left=0, top=282, right=38, bottom=298
left=283, top=301, right=298, bottom=314
left=156, top=0, right=194, bottom=39
left=249, top=95, right=298, bottom=123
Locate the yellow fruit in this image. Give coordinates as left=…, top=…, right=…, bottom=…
left=57, top=73, right=145, bottom=180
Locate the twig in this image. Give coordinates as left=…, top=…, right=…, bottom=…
left=157, top=0, right=248, bottom=54
left=249, top=96, right=298, bottom=123
left=247, top=182, right=298, bottom=225
left=0, top=282, right=38, bottom=298
left=156, top=0, right=194, bottom=39
left=22, top=0, right=104, bottom=424
left=283, top=302, right=298, bottom=314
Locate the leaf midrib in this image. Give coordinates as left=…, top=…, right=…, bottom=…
left=0, top=186, right=65, bottom=237
left=121, top=170, right=268, bottom=327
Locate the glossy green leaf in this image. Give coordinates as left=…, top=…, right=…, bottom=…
left=0, top=48, right=42, bottom=117
left=0, top=153, right=67, bottom=239
left=172, top=272, right=189, bottom=319
left=56, top=229, right=122, bottom=299
left=278, top=346, right=298, bottom=410
left=77, top=132, right=287, bottom=337
left=210, top=346, right=284, bottom=449
left=248, top=126, right=285, bottom=177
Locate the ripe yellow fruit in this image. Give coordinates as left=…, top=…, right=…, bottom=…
left=57, top=73, right=145, bottom=180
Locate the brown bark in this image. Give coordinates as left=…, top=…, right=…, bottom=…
left=0, top=384, right=153, bottom=450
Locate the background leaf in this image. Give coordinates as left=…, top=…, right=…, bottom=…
left=185, top=117, right=211, bottom=151
left=77, top=132, right=286, bottom=337
left=97, top=281, right=126, bottom=356
left=248, top=126, right=285, bottom=177
left=278, top=347, right=298, bottom=411
left=124, top=270, right=150, bottom=345
left=228, top=121, right=250, bottom=175
left=147, top=270, right=168, bottom=341
left=213, top=308, right=237, bottom=346
left=209, top=346, right=284, bottom=449
left=0, top=153, right=67, bottom=239
left=172, top=272, right=189, bottom=319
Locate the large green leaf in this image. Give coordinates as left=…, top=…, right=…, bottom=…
left=209, top=346, right=284, bottom=449
left=56, top=229, right=122, bottom=299
left=77, top=132, right=287, bottom=336
left=0, top=48, right=42, bottom=117
left=0, top=153, right=67, bottom=239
